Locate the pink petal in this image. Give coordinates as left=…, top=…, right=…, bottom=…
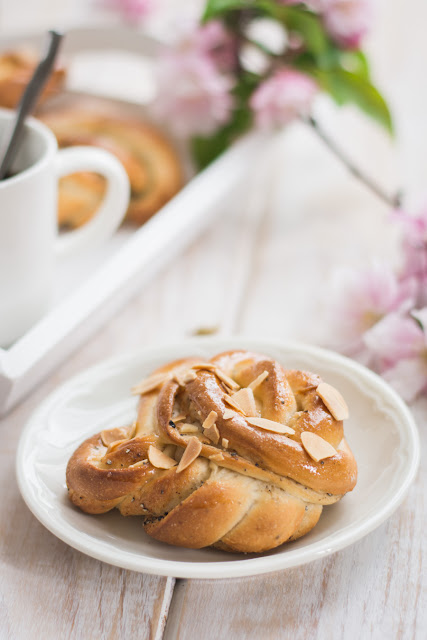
left=250, top=69, right=317, bottom=129
left=383, top=357, right=427, bottom=402
left=321, top=0, right=372, bottom=49
left=363, top=312, right=425, bottom=366
left=325, top=262, right=415, bottom=353
left=152, top=52, right=234, bottom=137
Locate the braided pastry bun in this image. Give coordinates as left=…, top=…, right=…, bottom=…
left=0, top=50, right=65, bottom=109
left=67, top=350, right=357, bottom=553
left=39, top=109, right=183, bottom=228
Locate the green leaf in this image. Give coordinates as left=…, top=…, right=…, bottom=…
left=202, top=1, right=336, bottom=68
left=277, top=7, right=330, bottom=57
left=202, top=0, right=255, bottom=22
left=264, top=5, right=345, bottom=71
left=340, top=50, right=370, bottom=80
left=191, top=130, right=232, bottom=170
left=316, top=69, right=393, bottom=133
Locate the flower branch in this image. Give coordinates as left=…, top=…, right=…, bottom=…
left=305, top=115, right=402, bottom=208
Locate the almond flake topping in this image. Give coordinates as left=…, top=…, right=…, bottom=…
left=180, top=423, right=200, bottom=434
left=129, top=459, right=148, bottom=468
left=176, top=437, right=202, bottom=472
left=202, top=411, right=218, bottom=430
left=248, top=370, right=269, bottom=391
left=214, top=368, right=240, bottom=391
left=192, top=363, right=216, bottom=371
left=231, top=387, right=257, bottom=417
left=222, top=408, right=235, bottom=420
left=174, top=369, right=197, bottom=387
left=105, top=438, right=128, bottom=455
left=148, top=445, right=177, bottom=469
left=192, top=363, right=240, bottom=391
left=246, top=417, right=296, bottom=435
left=192, top=433, right=211, bottom=444
left=101, top=426, right=134, bottom=447
left=209, top=453, right=224, bottom=462
left=224, top=395, right=246, bottom=414
left=131, top=372, right=169, bottom=395
left=301, top=431, right=337, bottom=462
left=316, top=382, right=349, bottom=421
left=204, top=423, right=220, bottom=444
left=222, top=438, right=229, bottom=449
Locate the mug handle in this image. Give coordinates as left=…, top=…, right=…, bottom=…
left=54, top=146, right=130, bottom=258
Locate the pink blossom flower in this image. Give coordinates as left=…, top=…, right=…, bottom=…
left=320, top=0, right=372, bottom=49
left=250, top=69, right=317, bottom=129
left=169, top=20, right=236, bottom=72
left=152, top=53, right=234, bottom=137
left=101, top=0, right=152, bottom=22
left=192, top=21, right=236, bottom=71
left=363, top=310, right=427, bottom=401
left=326, top=262, right=416, bottom=360
left=393, top=207, right=427, bottom=307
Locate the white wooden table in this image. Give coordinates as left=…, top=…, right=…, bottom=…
left=1, top=1, right=426, bottom=638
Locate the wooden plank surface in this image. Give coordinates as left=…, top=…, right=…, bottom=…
left=162, top=123, right=427, bottom=640
left=0, top=360, right=172, bottom=640
left=0, top=169, right=264, bottom=638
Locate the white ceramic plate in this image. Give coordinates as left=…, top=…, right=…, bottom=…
left=16, top=337, right=420, bottom=579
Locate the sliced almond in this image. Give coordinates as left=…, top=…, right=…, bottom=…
left=202, top=411, right=218, bottom=430
left=248, top=370, right=269, bottom=391
left=192, top=433, right=211, bottom=444
left=301, top=431, right=337, bottom=462
left=231, top=388, right=257, bottom=417
left=176, top=436, right=202, bottom=472
left=131, top=372, right=169, bottom=395
left=222, top=409, right=234, bottom=421
left=129, top=459, right=148, bottom=468
left=317, top=382, right=349, bottom=421
left=179, top=423, right=200, bottom=434
left=148, top=445, right=177, bottom=469
left=101, top=426, right=134, bottom=446
left=222, top=438, right=229, bottom=449
left=174, top=369, right=197, bottom=386
left=214, top=367, right=240, bottom=391
left=209, top=453, right=224, bottom=462
left=105, top=438, right=129, bottom=455
left=246, top=417, right=296, bottom=435
left=192, top=363, right=239, bottom=391
left=224, top=395, right=246, bottom=414
left=204, top=423, right=220, bottom=444
left=192, top=363, right=216, bottom=372
left=193, top=326, right=219, bottom=336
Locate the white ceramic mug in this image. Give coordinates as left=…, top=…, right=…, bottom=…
left=0, top=108, right=130, bottom=347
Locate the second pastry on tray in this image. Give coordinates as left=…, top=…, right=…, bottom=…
left=40, top=109, right=184, bottom=228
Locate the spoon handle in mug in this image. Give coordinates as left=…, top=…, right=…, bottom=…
left=0, top=30, right=63, bottom=180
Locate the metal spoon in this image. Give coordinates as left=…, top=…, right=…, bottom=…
left=0, top=29, right=64, bottom=180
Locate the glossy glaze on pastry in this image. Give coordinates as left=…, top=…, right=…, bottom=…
left=66, top=350, right=357, bottom=553
left=0, top=50, right=65, bottom=109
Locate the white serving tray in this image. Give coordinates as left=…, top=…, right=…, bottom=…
left=0, top=27, right=268, bottom=415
